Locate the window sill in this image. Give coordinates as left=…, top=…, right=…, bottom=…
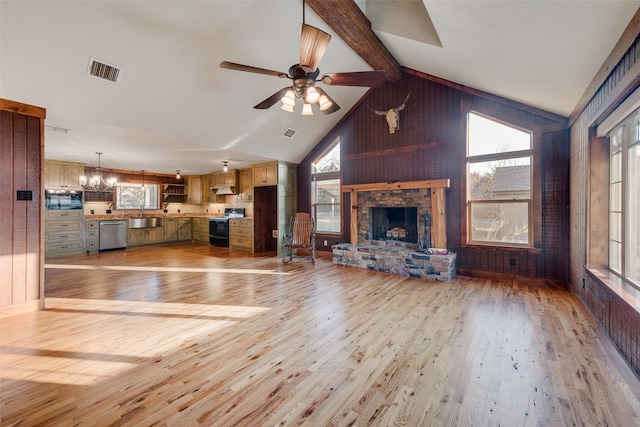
left=461, top=243, right=542, bottom=254
left=585, top=268, right=640, bottom=312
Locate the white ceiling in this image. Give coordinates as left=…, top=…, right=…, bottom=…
left=1, top=1, right=638, bottom=175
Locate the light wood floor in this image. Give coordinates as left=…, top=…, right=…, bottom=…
left=2, top=243, right=640, bottom=426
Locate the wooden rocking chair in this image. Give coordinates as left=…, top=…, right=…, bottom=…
left=282, top=212, right=316, bottom=264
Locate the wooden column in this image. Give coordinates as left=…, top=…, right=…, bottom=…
left=430, top=187, right=446, bottom=248
left=0, top=98, right=46, bottom=315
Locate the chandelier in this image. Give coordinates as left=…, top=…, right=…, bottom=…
left=80, top=152, right=117, bottom=192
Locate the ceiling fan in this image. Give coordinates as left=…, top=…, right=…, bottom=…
left=220, top=3, right=386, bottom=115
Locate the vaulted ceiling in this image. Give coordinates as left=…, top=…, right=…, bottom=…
left=1, top=1, right=638, bottom=175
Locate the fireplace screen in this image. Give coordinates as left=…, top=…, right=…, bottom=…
left=369, top=207, right=418, bottom=243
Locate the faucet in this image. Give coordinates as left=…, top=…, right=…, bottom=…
left=139, top=205, right=144, bottom=217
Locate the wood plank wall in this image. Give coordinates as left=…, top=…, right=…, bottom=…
left=0, top=99, right=45, bottom=312
left=297, top=70, right=570, bottom=282
left=568, top=17, right=640, bottom=377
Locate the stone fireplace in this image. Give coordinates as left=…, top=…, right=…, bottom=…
left=357, top=189, right=431, bottom=249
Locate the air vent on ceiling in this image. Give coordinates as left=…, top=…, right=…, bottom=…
left=283, top=128, right=297, bottom=138
left=87, top=57, right=121, bottom=82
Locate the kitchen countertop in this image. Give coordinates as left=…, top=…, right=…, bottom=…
left=86, top=213, right=224, bottom=220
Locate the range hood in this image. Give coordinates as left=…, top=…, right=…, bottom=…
left=211, top=185, right=236, bottom=195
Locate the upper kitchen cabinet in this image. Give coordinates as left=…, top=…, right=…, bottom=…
left=252, top=162, right=278, bottom=187
left=213, top=170, right=238, bottom=186
left=200, top=174, right=214, bottom=203
left=45, top=160, right=84, bottom=191
left=239, top=168, right=253, bottom=202
left=186, top=176, right=202, bottom=204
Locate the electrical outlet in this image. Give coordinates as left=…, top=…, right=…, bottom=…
left=324, top=240, right=328, bottom=246
left=509, top=258, right=517, bottom=266
left=272, top=230, right=278, bottom=238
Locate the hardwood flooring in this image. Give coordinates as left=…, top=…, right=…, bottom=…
left=2, top=243, right=640, bottom=426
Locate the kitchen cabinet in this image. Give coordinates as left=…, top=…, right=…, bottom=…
left=239, top=168, right=253, bottom=201
left=163, top=218, right=179, bottom=242
left=162, top=183, right=187, bottom=204
left=45, top=210, right=85, bottom=257
left=192, top=217, right=209, bottom=243
left=128, top=227, right=163, bottom=247
left=85, top=220, right=99, bottom=253
left=200, top=174, right=214, bottom=204
left=45, top=160, right=84, bottom=191
left=229, top=218, right=253, bottom=251
left=186, top=176, right=201, bottom=204
left=178, top=218, right=192, bottom=241
left=252, top=162, right=278, bottom=187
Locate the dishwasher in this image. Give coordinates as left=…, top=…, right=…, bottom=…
left=99, top=220, right=127, bottom=251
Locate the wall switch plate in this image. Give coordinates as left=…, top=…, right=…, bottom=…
left=272, top=230, right=278, bottom=238
left=16, top=190, right=32, bottom=200
left=324, top=240, right=328, bottom=246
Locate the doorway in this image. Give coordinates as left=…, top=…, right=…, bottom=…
left=253, top=186, right=278, bottom=252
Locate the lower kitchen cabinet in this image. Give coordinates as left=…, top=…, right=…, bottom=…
left=178, top=218, right=192, bottom=241
left=192, top=217, right=209, bottom=243
left=163, top=218, right=179, bottom=242
left=45, top=210, right=85, bottom=257
left=85, top=220, right=99, bottom=253
left=128, top=227, right=163, bottom=247
left=229, top=218, right=253, bottom=251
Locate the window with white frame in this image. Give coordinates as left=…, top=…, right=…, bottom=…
left=116, top=183, right=159, bottom=210
left=467, top=112, right=533, bottom=246
left=608, top=108, right=640, bottom=286
left=311, top=141, right=341, bottom=234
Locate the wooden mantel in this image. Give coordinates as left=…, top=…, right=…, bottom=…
left=342, top=179, right=450, bottom=248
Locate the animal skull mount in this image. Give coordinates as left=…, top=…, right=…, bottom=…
left=367, top=91, right=411, bottom=134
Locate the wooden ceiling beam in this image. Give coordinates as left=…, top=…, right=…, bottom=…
left=306, top=0, right=403, bottom=82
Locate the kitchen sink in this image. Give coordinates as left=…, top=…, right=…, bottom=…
left=128, top=217, right=163, bottom=228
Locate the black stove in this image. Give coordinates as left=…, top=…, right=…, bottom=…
left=209, top=208, right=245, bottom=247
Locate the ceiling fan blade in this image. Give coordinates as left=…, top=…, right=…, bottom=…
left=315, top=87, right=340, bottom=115
left=220, top=61, right=289, bottom=79
left=321, top=70, right=386, bottom=87
left=254, top=87, right=290, bottom=109
left=300, top=24, right=331, bottom=72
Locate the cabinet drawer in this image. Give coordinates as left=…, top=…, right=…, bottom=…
left=230, top=237, right=252, bottom=250
left=86, top=229, right=98, bottom=239
left=46, top=241, right=84, bottom=252
left=46, top=230, right=83, bottom=243
left=46, top=210, right=83, bottom=219
left=86, top=239, right=99, bottom=251
left=86, top=221, right=99, bottom=230
left=47, top=220, right=83, bottom=232
left=193, top=231, right=209, bottom=243
left=230, top=228, right=253, bottom=238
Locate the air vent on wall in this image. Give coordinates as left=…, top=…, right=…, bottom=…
left=283, top=128, right=296, bottom=138
left=87, top=57, right=121, bottom=82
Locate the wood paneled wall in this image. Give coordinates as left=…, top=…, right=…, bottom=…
left=298, top=70, right=569, bottom=282
left=0, top=99, right=45, bottom=313
left=568, top=13, right=640, bottom=377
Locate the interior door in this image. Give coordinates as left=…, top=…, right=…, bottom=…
left=253, top=186, right=278, bottom=252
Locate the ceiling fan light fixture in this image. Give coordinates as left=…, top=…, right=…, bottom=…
left=318, top=95, right=332, bottom=111
left=301, top=103, right=314, bottom=116
left=281, top=90, right=296, bottom=107
left=305, top=86, right=320, bottom=104
left=281, top=103, right=294, bottom=113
